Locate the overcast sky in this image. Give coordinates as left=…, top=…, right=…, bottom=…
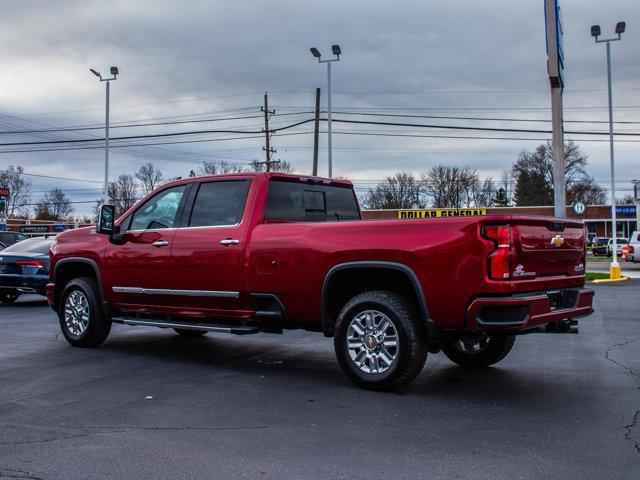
left=1, top=0, right=638, bottom=215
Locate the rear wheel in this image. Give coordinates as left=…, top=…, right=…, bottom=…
left=174, top=328, right=207, bottom=337
left=59, top=277, right=111, bottom=347
left=442, top=334, right=515, bottom=368
left=0, top=291, right=20, bottom=304
left=334, top=291, right=428, bottom=391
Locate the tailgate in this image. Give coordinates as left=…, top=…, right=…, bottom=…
left=511, top=217, right=585, bottom=279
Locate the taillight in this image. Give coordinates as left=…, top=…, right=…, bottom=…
left=483, top=225, right=512, bottom=280
left=15, top=260, right=46, bottom=274
left=629, top=246, right=635, bottom=254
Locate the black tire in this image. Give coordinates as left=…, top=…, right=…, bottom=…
left=58, top=277, right=111, bottom=347
left=442, top=334, right=515, bottom=368
left=0, top=291, right=20, bottom=304
left=174, top=328, right=207, bottom=337
left=334, top=291, right=428, bottom=392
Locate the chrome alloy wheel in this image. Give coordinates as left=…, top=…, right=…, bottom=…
left=64, top=290, right=90, bottom=336
left=346, top=310, right=399, bottom=374
left=453, top=334, right=490, bottom=354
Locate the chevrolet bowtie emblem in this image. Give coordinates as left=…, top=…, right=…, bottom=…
left=550, top=234, right=565, bottom=247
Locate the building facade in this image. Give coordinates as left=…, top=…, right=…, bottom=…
left=362, top=204, right=639, bottom=239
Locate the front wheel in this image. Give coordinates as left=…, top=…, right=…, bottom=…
left=334, top=291, right=428, bottom=391
left=0, top=291, right=20, bottom=304
left=442, top=334, right=515, bottom=368
left=59, top=277, right=111, bottom=347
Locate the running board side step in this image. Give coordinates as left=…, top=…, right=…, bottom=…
left=111, top=317, right=259, bottom=335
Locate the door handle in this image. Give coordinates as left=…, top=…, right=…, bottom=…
left=220, top=238, right=240, bottom=246
left=152, top=241, right=170, bottom=248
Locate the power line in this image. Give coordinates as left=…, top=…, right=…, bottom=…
left=328, top=118, right=640, bottom=136
left=0, top=119, right=315, bottom=147
left=330, top=111, right=640, bottom=125
left=0, top=111, right=314, bottom=135
left=0, top=131, right=312, bottom=154
left=3, top=116, right=640, bottom=149
left=9, top=93, right=265, bottom=117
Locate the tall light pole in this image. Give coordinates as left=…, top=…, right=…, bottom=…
left=591, top=22, right=625, bottom=279
left=309, top=45, right=341, bottom=178
left=90, top=66, right=119, bottom=200
left=545, top=0, right=566, bottom=218
left=632, top=180, right=639, bottom=234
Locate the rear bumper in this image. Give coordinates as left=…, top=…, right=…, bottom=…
left=0, top=274, right=48, bottom=296
left=466, top=287, right=594, bottom=332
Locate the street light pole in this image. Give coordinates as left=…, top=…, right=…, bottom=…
left=327, top=60, right=332, bottom=179
left=632, top=180, right=639, bottom=234
left=90, top=66, right=119, bottom=201
left=105, top=79, right=110, bottom=199
left=309, top=45, right=341, bottom=178
left=591, top=22, right=625, bottom=279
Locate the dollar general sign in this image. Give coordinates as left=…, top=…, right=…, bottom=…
left=398, top=209, right=487, bottom=219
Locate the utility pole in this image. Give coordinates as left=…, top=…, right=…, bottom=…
left=312, top=87, right=321, bottom=176
left=545, top=0, right=565, bottom=218
left=261, top=92, right=276, bottom=172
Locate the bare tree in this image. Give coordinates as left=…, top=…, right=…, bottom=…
left=499, top=170, right=514, bottom=205
left=617, top=194, right=636, bottom=205
left=200, top=160, right=246, bottom=175
left=512, top=141, right=599, bottom=206
left=364, top=172, right=422, bottom=209
left=469, top=177, right=495, bottom=207
left=0, top=165, right=32, bottom=217
left=135, top=163, right=164, bottom=195
left=568, top=176, right=607, bottom=205
left=248, top=159, right=295, bottom=173
left=107, top=174, right=140, bottom=217
left=33, top=188, right=73, bottom=220
left=422, top=165, right=478, bottom=208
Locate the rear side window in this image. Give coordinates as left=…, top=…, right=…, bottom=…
left=264, top=180, right=360, bottom=222
left=189, top=180, right=250, bottom=227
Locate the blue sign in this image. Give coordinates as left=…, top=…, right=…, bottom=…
left=556, top=3, right=564, bottom=70
left=53, top=224, right=68, bottom=232
left=0, top=197, right=6, bottom=232
left=544, top=0, right=565, bottom=87
left=613, top=205, right=637, bottom=215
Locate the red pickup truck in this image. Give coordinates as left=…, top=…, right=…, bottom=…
left=48, top=172, right=594, bottom=390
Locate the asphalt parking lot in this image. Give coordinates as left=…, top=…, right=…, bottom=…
left=1, top=285, right=639, bottom=480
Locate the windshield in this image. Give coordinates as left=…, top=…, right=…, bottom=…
left=595, top=238, right=608, bottom=246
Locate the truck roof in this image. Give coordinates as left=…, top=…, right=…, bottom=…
left=161, top=172, right=353, bottom=190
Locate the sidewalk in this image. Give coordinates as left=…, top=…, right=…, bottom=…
left=587, top=259, right=640, bottom=278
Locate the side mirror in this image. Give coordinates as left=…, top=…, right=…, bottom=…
left=96, top=204, right=116, bottom=235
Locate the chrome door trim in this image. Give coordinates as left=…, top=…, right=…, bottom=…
left=173, top=289, right=240, bottom=298
left=112, top=286, right=172, bottom=295
left=112, top=286, right=239, bottom=298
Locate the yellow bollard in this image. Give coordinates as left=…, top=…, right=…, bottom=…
left=610, top=264, right=622, bottom=280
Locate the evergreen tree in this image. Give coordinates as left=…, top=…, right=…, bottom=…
left=492, top=187, right=509, bottom=207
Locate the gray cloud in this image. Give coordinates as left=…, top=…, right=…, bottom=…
left=1, top=0, right=638, bottom=214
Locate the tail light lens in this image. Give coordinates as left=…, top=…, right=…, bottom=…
left=15, top=260, right=46, bottom=274
left=630, top=246, right=635, bottom=254
left=483, top=225, right=512, bottom=280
